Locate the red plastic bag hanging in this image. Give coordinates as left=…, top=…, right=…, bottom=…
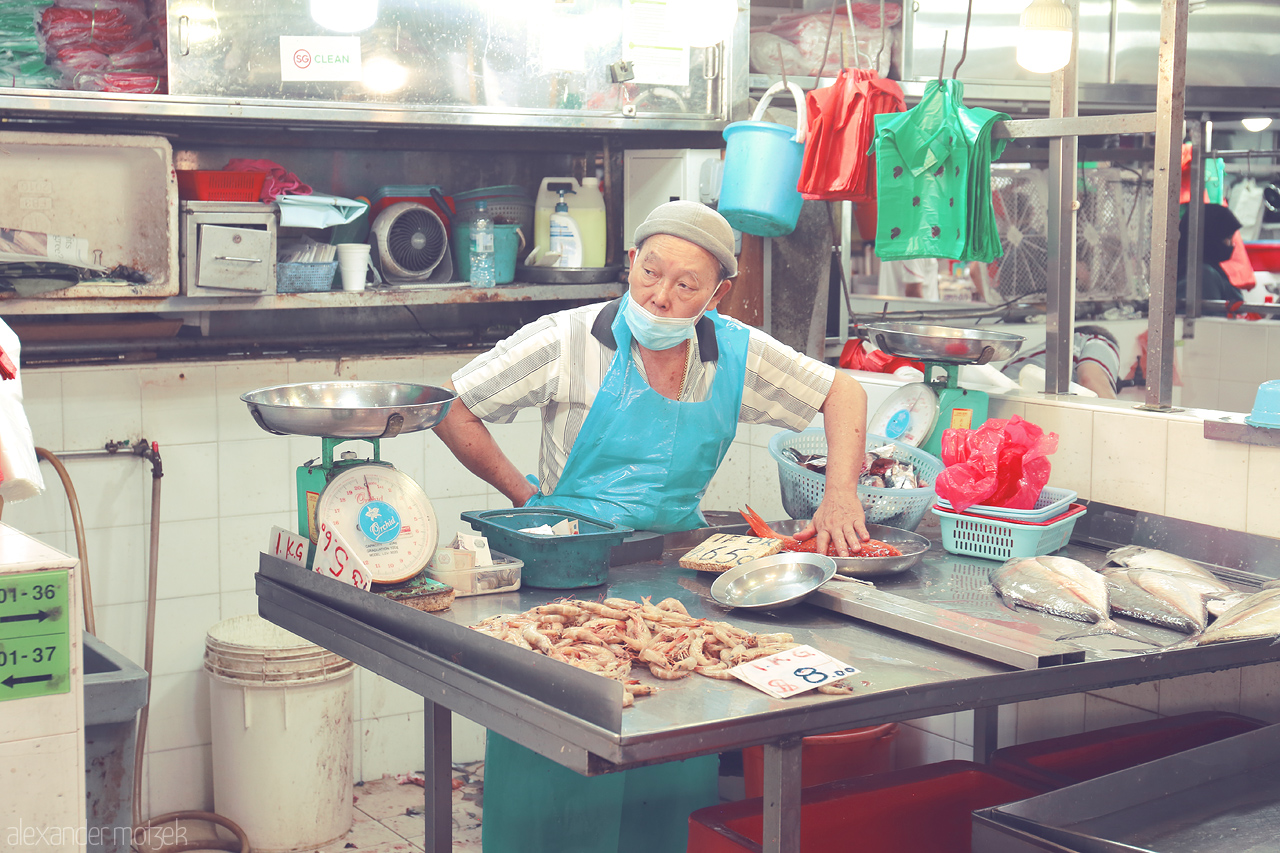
left=798, top=68, right=905, bottom=202
left=934, top=415, right=1058, bottom=513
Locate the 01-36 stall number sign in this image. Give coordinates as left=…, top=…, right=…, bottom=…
left=729, top=645, right=859, bottom=700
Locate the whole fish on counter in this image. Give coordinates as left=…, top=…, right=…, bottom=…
left=1105, top=546, right=1226, bottom=587
left=991, top=556, right=1154, bottom=645
left=1101, top=567, right=1208, bottom=634
left=1165, top=588, right=1280, bottom=649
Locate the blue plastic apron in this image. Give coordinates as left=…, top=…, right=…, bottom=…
left=525, top=303, right=750, bottom=533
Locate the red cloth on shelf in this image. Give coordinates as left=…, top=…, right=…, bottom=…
left=224, top=159, right=314, bottom=203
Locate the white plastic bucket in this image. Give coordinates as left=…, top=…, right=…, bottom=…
left=205, top=615, right=356, bottom=853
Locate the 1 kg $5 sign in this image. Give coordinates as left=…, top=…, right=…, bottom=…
left=729, top=645, right=859, bottom=699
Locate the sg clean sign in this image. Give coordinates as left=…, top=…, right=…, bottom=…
left=280, top=36, right=362, bottom=82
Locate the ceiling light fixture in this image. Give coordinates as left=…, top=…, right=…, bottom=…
left=1242, top=117, right=1273, bottom=133
left=1016, top=0, right=1073, bottom=75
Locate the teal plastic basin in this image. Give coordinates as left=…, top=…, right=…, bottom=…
left=459, top=507, right=631, bottom=589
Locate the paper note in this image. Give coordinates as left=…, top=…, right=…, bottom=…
left=730, top=645, right=859, bottom=700
left=313, top=521, right=372, bottom=591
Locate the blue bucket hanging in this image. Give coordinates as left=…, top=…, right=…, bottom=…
left=719, top=81, right=808, bottom=237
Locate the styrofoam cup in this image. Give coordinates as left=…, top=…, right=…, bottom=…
left=336, top=243, right=371, bottom=292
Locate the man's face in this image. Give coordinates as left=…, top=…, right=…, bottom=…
left=628, top=234, right=727, bottom=319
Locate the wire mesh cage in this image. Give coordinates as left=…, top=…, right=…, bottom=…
left=984, top=165, right=1152, bottom=303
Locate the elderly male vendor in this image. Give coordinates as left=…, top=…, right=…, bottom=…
left=435, top=199, right=871, bottom=554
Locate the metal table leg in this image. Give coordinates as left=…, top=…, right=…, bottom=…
left=762, top=737, right=804, bottom=853
left=423, top=699, right=453, bottom=853
left=972, top=706, right=1000, bottom=763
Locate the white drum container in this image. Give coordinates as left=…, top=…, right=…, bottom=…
left=205, top=614, right=356, bottom=853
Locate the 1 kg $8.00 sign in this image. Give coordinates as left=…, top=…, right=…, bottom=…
left=729, top=645, right=859, bottom=699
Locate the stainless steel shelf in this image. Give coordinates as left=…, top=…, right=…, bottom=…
left=0, top=281, right=625, bottom=315
left=0, top=88, right=726, bottom=133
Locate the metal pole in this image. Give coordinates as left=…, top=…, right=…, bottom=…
left=1045, top=0, right=1080, bottom=395
left=973, top=706, right=1001, bottom=763
left=423, top=700, right=453, bottom=853
left=761, top=738, right=804, bottom=853
left=1184, top=116, right=1207, bottom=338
left=1143, top=0, right=1189, bottom=410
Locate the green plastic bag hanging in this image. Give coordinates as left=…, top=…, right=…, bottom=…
left=871, top=79, right=1009, bottom=263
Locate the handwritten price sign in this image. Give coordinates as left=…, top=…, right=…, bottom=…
left=312, top=522, right=371, bottom=591
left=729, top=645, right=859, bottom=699
left=269, top=526, right=310, bottom=568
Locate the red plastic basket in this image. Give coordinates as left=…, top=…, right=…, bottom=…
left=176, top=170, right=266, bottom=202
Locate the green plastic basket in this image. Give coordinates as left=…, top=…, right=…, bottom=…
left=460, top=507, right=632, bottom=589
left=933, top=504, right=1087, bottom=561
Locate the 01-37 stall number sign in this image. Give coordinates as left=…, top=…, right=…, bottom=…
left=729, top=645, right=859, bottom=700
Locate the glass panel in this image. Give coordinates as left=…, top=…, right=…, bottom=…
left=166, top=0, right=721, bottom=118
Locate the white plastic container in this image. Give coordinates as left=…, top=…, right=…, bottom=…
left=535, top=176, right=606, bottom=267
left=549, top=192, right=585, bottom=267
left=205, top=615, right=356, bottom=853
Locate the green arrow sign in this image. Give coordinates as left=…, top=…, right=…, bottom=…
left=0, top=570, right=70, bottom=702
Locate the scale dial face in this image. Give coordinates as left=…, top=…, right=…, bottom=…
left=315, top=464, right=438, bottom=584
left=867, top=382, right=940, bottom=447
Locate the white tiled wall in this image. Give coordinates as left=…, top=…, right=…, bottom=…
left=1179, top=317, right=1280, bottom=413
left=5, top=351, right=791, bottom=818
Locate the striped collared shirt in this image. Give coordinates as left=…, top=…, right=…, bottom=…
left=452, top=299, right=836, bottom=494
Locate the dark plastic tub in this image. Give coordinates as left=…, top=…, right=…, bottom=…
left=688, top=760, right=1048, bottom=853
left=989, top=711, right=1268, bottom=789
left=460, top=507, right=632, bottom=589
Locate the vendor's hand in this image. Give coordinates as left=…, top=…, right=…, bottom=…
left=795, top=487, right=870, bottom=557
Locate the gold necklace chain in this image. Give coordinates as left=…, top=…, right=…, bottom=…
left=676, top=339, right=693, bottom=400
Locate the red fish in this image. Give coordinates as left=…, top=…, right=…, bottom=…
left=739, top=506, right=902, bottom=558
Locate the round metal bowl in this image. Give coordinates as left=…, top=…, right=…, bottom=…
left=711, top=552, right=837, bottom=610
left=241, top=381, right=457, bottom=438
left=742, top=519, right=931, bottom=578
left=862, top=322, right=1025, bottom=365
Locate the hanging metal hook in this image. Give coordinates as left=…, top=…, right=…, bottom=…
left=875, top=0, right=887, bottom=72
left=952, top=0, right=975, bottom=78
left=938, top=30, right=949, bottom=84
left=776, top=42, right=789, bottom=90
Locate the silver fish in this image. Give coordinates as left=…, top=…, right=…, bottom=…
left=1207, top=591, right=1253, bottom=619
left=992, top=556, right=1154, bottom=645
left=1101, top=567, right=1207, bottom=634
left=1105, top=546, right=1221, bottom=583
left=1167, top=588, right=1280, bottom=649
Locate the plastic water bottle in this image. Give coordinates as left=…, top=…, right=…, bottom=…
left=469, top=200, right=496, bottom=287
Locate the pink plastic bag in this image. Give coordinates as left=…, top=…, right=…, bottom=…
left=934, top=415, right=1058, bottom=514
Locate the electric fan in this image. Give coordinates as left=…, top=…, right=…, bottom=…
left=369, top=202, right=453, bottom=284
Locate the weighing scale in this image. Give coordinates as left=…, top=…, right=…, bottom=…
left=863, top=323, right=1024, bottom=458
left=241, top=381, right=457, bottom=584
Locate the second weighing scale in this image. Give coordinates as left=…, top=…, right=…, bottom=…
left=242, top=381, right=457, bottom=584
left=863, top=323, right=1024, bottom=457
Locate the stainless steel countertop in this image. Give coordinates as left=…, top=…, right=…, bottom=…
left=256, top=525, right=1279, bottom=772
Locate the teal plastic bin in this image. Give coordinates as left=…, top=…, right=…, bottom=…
left=483, top=733, right=719, bottom=853
left=460, top=508, right=631, bottom=589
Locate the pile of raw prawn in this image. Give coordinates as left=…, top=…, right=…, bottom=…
left=471, top=595, right=854, bottom=706
left=740, top=506, right=902, bottom=558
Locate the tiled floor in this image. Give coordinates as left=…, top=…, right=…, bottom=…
left=311, top=763, right=485, bottom=852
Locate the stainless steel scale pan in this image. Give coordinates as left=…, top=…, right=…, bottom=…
left=241, top=381, right=456, bottom=438
left=862, top=322, right=1024, bottom=365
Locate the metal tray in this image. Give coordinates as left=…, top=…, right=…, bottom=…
left=863, top=322, right=1025, bottom=365
left=515, top=264, right=623, bottom=284
left=973, top=723, right=1280, bottom=853
left=241, top=381, right=456, bottom=438
left=720, top=519, right=931, bottom=578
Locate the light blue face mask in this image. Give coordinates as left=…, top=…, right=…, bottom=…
left=622, top=292, right=714, bottom=351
